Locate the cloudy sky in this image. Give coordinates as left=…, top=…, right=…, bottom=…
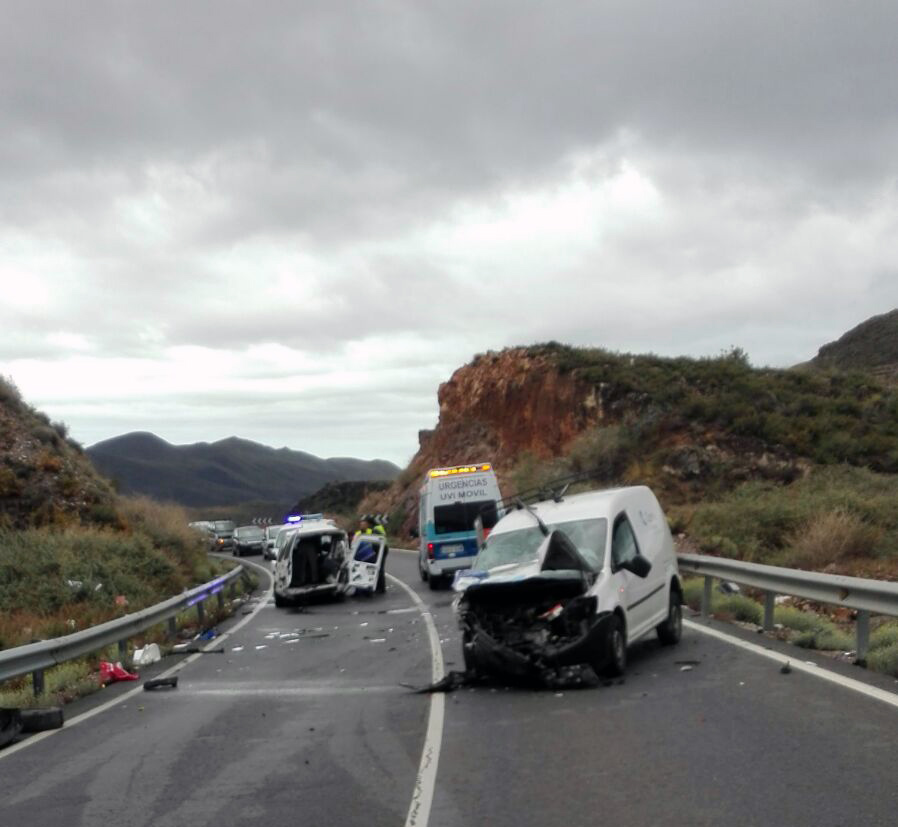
left=2, top=2, right=897, bottom=465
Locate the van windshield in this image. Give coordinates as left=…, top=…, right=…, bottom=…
left=475, top=518, right=607, bottom=573
left=434, top=500, right=498, bottom=535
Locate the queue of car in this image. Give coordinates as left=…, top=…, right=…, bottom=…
left=194, top=463, right=681, bottom=683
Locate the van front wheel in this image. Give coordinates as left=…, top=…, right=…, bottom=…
left=656, top=588, right=682, bottom=646
left=599, top=615, right=626, bottom=678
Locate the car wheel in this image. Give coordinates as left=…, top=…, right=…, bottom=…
left=274, top=592, right=289, bottom=608
left=656, top=587, right=683, bottom=646
left=428, top=574, right=442, bottom=591
left=461, top=632, right=477, bottom=673
left=599, top=615, right=627, bottom=678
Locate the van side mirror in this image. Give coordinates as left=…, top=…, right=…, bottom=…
left=621, top=555, right=652, bottom=578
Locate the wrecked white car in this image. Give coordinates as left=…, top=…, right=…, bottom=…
left=453, top=486, right=682, bottom=682
left=273, top=516, right=350, bottom=607
left=347, top=534, right=387, bottom=594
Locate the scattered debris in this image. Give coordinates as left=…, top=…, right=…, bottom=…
left=780, top=661, right=792, bottom=674
left=198, top=628, right=219, bottom=641
left=369, top=638, right=387, bottom=643
left=232, top=646, right=244, bottom=652
left=255, top=644, right=267, bottom=650
left=132, top=643, right=162, bottom=666
left=144, top=677, right=178, bottom=691
left=19, top=707, right=64, bottom=733
left=99, top=661, right=139, bottom=685
left=172, top=643, right=190, bottom=653
left=718, top=581, right=741, bottom=595
left=679, top=665, right=693, bottom=672
left=0, top=709, right=23, bottom=748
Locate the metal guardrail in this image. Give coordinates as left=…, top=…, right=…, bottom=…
left=678, top=553, right=898, bottom=661
left=0, top=565, right=246, bottom=694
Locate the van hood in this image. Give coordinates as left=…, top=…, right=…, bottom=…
left=455, top=529, right=596, bottom=601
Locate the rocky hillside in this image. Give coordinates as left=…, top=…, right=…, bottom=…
left=290, top=480, right=392, bottom=520
left=88, top=432, right=400, bottom=508
left=363, top=335, right=898, bottom=554
left=810, top=309, right=898, bottom=382
left=0, top=378, right=116, bottom=530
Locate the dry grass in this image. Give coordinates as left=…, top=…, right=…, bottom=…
left=787, top=509, right=882, bottom=569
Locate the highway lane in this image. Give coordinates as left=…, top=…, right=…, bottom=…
left=0, top=560, right=436, bottom=827
left=2, top=551, right=898, bottom=826
left=390, top=550, right=898, bottom=827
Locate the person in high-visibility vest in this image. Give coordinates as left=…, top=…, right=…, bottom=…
left=354, top=514, right=388, bottom=593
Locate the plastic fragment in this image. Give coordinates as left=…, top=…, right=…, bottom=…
left=144, top=677, right=178, bottom=691
left=99, top=661, right=139, bottom=685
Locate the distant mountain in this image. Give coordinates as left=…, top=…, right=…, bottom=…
left=809, top=309, right=898, bottom=380
left=87, top=432, right=400, bottom=508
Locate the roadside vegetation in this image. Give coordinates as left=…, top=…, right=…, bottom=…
left=681, top=577, right=898, bottom=678
left=0, top=570, right=256, bottom=709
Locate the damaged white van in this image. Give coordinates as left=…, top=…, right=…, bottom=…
left=453, top=486, right=682, bottom=681
left=273, top=515, right=350, bottom=607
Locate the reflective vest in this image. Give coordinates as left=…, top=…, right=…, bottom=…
left=353, top=524, right=386, bottom=542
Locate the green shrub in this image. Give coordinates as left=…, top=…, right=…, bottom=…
left=714, top=594, right=763, bottom=624
left=774, top=605, right=822, bottom=632
left=792, top=626, right=853, bottom=651
left=870, top=622, right=898, bottom=651
left=867, top=642, right=898, bottom=677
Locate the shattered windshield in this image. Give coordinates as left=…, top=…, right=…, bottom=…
left=475, top=518, right=607, bottom=572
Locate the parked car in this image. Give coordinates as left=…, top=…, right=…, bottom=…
left=453, top=486, right=682, bottom=681
left=233, top=525, right=266, bottom=556
left=208, top=520, right=236, bottom=551
left=264, top=524, right=286, bottom=560
left=273, top=516, right=350, bottom=607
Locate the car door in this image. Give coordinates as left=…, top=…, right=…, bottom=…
left=610, top=512, right=661, bottom=640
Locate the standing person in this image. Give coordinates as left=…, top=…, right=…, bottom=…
left=354, top=514, right=388, bottom=593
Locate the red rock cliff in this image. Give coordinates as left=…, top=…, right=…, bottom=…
left=362, top=347, right=602, bottom=533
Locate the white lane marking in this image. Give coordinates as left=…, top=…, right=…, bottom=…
left=684, top=618, right=898, bottom=710
left=387, top=572, right=445, bottom=827
left=179, top=685, right=399, bottom=697
left=0, top=558, right=274, bottom=761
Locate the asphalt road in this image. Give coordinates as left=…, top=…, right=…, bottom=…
left=2, top=551, right=897, bottom=827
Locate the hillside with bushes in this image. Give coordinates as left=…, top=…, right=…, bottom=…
left=364, top=314, right=898, bottom=580
left=0, top=377, right=220, bottom=652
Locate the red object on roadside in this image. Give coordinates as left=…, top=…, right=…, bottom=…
left=99, top=661, right=139, bottom=685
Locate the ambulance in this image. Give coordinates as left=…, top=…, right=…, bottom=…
left=417, top=463, right=502, bottom=589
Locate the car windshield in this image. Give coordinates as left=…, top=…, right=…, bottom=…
left=236, top=526, right=264, bottom=539
left=475, top=517, right=607, bottom=573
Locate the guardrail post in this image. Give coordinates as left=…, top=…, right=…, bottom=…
left=118, top=639, right=131, bottom=670
left=856, top=610, right=870, bottom=663
left=32, top=668, right=45, bottom=697
left=763, top=591, right=775, bottom=631
left=196, top=599, right=205, bottom=629
left=167, top=617, right=178, bottom=641
left=229, top=580, right=237, bottom=599
left=701, top=576, right=713, bottom=617
left=217, top=591, right=225, bottom=611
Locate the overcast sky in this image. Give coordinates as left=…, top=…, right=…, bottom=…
left=2, top=2, right=898, bottom=465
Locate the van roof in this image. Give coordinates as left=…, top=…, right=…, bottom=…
left=490, top=486, right=655, bottom=535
